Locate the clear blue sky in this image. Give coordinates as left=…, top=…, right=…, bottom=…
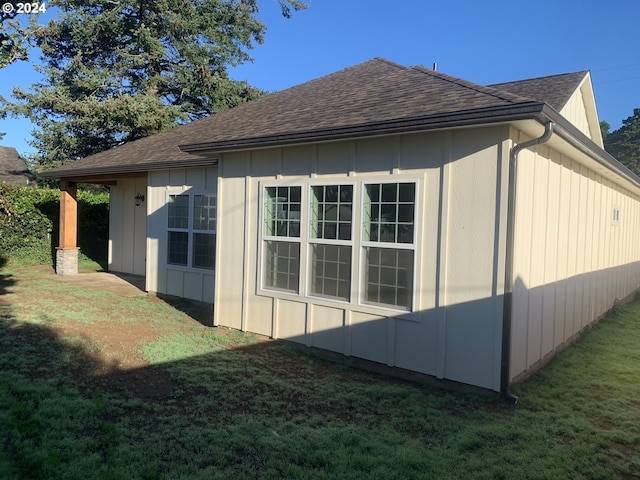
left=1, top=0, right=639, bottom=157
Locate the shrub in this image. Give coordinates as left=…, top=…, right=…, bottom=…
left=0, top=184, right=109, bottom=267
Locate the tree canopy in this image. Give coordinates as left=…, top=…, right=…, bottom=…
left=0, top=0, right=306, bottom=170
left=603, top=109, right=640, bottom=176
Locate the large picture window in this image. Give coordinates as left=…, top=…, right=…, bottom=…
left=260, top=180, right=417, bottom=312
left=363, top=182, right=415, bottom=310
left=168, top=193, right=216, bottom=270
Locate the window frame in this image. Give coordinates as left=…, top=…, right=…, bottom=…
left=260, top=184, right=304, bottom=294
left=360, top=180, right=417, bottom=312
left=307, top=183, right=355, bottom=302
left=257, top=177, right=420, bottom=319
left=166, top=190, right=217, bottom=271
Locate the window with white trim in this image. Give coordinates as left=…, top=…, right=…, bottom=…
left=362, top=182, right=415, bottom=310
left=260, top=180, right=417, bottom=312
left=309, top=184, right=353, bottom=300
left=263, top=186, right=301, bottom=293
left=167, top=193, right=216, bottom=269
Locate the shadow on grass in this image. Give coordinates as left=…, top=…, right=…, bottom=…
left=0, top=284, right=509, bottom=479
left=1, top=273, right=639, bottom=479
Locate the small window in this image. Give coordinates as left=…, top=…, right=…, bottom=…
left=167, top=193, right=216, bottom=270
left=613, top=207, right=621, bottom=225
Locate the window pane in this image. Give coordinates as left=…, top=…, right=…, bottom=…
left=193, top=233, right=215, bottom=269
left=264, top=186, right=301, bottom=238
left=364, top=247, right=413, bottom=310
left=311, top=244, right=351, bottom=300
left=311, top=185, right=353, bottom=241
left=168, top=195, right=189, bottom=229
left=193, top=195, right=216, bottom=231
left=264, top=241, right=300, bottom=293
left=168, top=231, right=188, bottom=266
left=364, top=182, right=415, bottom=244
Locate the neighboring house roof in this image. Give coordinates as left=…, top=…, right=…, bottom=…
left=40, top=58, right=613, bottom=181
left=489, top=71, right=589, bottom=111
left=0, top=146, right=32, bottom=185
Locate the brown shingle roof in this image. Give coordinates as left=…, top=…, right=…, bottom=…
left=0, top=146, right=32, bottom=184
left=489, top=71, right=588, bottom=111
left=42, top=58, right=550, bottom=178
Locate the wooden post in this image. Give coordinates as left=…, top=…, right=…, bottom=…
left=56, top=180, right=79, bottom=275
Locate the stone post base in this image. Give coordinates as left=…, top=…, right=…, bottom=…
left=56, top=248, right=79, bottom=276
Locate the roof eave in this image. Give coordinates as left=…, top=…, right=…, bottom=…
left=178, top=102, right=547, bottom=154
left=39, top=157, right=218, bottom=180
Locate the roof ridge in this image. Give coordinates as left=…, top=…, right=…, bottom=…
left=410, top=65, right=538, bottom=105
left=489, top=70, right=589, bottom=87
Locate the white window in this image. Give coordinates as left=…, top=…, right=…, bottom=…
left=263, top=186, right=301, bottom=293
left=260, top=180, right=417, bottom=312
left=362, top=182, right=415, bottom=310
left=167, top=193, right=216, bottom=270
left=309, top=184, right=353, bottom=301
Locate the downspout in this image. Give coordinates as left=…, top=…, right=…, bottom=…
left=501, top=122, right=554, bottom=403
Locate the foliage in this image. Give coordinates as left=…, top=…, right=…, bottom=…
left=603, top=108, right=640, bottom=175
left=0, top=2, right=35, bottom=68
left=0, top=0, right=307, bottom=171
left=0, top=269, right=639, bottom=478
left=0, top=184, right=108, bottom=265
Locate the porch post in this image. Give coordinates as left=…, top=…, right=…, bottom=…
left=56, top=180, right=79, bottom=275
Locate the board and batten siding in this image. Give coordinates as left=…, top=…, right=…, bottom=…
left=146, top=167, right=217, bottom=303
left=510, top=133, right=640, bottom=382
left=215, top=127, right=511, bottom=391
left=109, top=176, right=148, bottom=276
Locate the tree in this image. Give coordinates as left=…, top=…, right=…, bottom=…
left=603, top=109, right=640, bottom=176
left=0, top=2, right=35, bottom=67
left=0, top=0, right=307, bottom=170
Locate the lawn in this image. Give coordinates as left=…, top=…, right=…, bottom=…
left=0, top=265, right=639, bottom=479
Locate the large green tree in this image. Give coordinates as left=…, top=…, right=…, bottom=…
left=603, top=109, right=640, bottom=176
left=0, top=0, right=306, bottom=169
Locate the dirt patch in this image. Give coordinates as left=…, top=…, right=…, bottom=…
left=52, top=320, right=162, bottom=370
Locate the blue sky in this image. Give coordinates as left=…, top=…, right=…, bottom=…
left=1, top=0, right=639, bottom=157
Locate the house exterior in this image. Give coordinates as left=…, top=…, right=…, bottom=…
left=0, top=146, right=32, bottom=185
left=41, top=58, right=640, bottom=396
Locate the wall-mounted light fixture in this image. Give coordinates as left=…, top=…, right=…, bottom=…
left=135, top=192, right=145, bottom=207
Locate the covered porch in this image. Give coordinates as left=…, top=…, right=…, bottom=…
left=55, top=172, right=148, bottom=279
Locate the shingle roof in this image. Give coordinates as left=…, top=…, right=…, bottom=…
left=489, top=71, right=588, bottom=112
left=0, top=146, right=32, bottom=184
left=42, top=58, right=566, bottom=178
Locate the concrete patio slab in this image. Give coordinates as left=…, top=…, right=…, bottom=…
left=54, top=271, right=146, bottom=297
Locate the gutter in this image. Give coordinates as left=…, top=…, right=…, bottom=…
left=501, top=122, right=554, bottom=404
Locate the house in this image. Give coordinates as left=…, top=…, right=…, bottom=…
left=0, top=146, right=32, bottom=185
left=41, top=58, right=640, bottom=397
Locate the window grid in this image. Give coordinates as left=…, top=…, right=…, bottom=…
left=265, top=241, right=300, bottom=293
left=364, top=183, right=415, bottom=244
left=168, top=195, right=189, bottom=229
left=168, top=231, right=189, bottom=266
left=167, top=193, right=216, bottom=270
left=264, top=186, right=301, bottom=237
left=311, top=185, right=353, bottom=241
left=364, top=247, right=414, bottom=310
left=311, top=244, right=352, bottom=300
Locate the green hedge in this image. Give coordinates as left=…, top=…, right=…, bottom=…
left=0, top=184, right=109, bottom=266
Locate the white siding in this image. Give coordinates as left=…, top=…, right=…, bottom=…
left=147, top=167, right=217, bottom=303
left=108, top=176, right=147, bottom=276
left=215, top=127, right=510, bottom=391
left=510, top=133, right=640, bottom=381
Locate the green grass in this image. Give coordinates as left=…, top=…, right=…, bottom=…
left=0, top=266, right=639, bottom=479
